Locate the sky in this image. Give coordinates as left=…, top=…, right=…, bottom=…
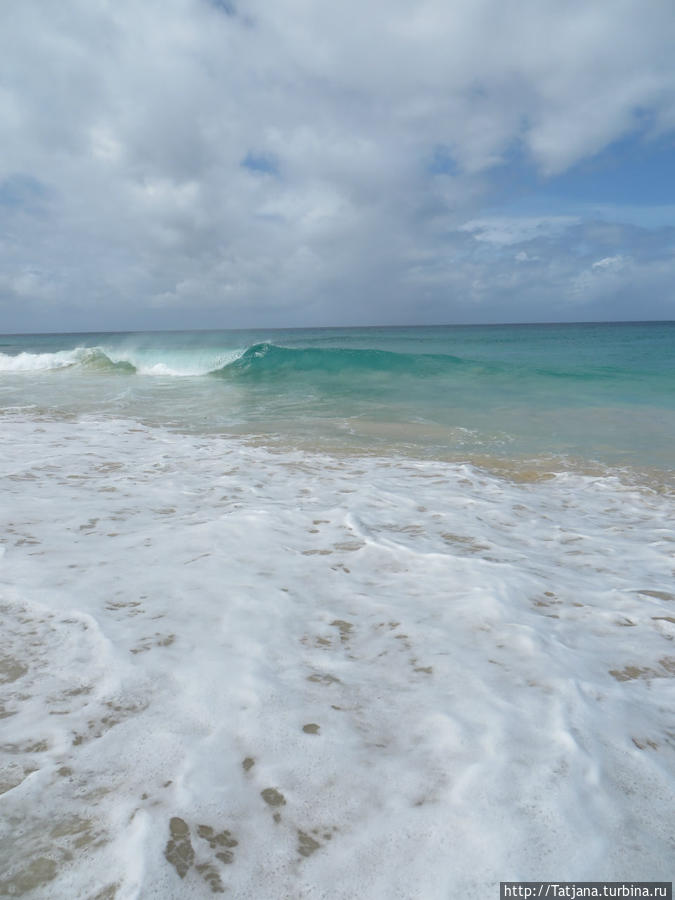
left=1, top=0, right=675, bottom=332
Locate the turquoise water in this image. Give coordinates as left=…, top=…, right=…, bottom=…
left=1, top=321, right=673, bottom=470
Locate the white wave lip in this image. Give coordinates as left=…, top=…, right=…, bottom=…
left=0, top=348, right=87, bottom=371
left=109, top=347, right=244, bottom=376
left=0, top=414, right=673, bottom=898
left=0, top=346, right=245, bottom=376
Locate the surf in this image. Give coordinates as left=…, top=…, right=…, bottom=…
left=0, top=347, right=135, bottom=374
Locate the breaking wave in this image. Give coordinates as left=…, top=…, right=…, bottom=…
left=212, top=342, right=465, bottom=378
left=0, top=347, right=135, bottom=374
left=0, top=343, right=467, bottom=380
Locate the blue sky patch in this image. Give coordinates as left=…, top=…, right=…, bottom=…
left=241, top=152, right=279, bottom=175
left=0, top=174, right=47, bottom=208
left=206, top=0, right=237, bottom=16
left=427, top=146, right=459, bottom=176
left=483, top=133, right=675, bottom=229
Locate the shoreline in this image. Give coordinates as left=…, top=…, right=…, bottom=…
left=3, top=405, right=674, bottom=492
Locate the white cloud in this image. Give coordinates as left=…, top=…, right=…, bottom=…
left=1, top=0, right=675, bottom=328
left=460, top=216, right=580, bottom=246
left=592, top=255, right=627, bottom=271
left=0, top=270, right=55, bottom=301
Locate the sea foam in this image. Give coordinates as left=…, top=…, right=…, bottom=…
left=0, top=349, right=87, bottom=371
left=0, top=346, right=244, bottom=378
left=0, top=413, right=673, bottom=897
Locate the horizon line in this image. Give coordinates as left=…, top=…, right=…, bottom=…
left=2, top=318, right=674, bottom=338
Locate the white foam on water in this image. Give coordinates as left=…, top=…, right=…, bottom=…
left=0, top=350, right=86, bottom=372
left=0, top=347, right=245, bottom=377
left=100, top=347, right=244, bottom=377
left=0, top=415, right=673, bottom=898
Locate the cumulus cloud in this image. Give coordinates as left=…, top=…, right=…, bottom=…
left=1, top=0, right=675, bottom=329
left=460, top=217, right=580, bottom=246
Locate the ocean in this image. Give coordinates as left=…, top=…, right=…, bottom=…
left=0, top=322, right=673, bottom=897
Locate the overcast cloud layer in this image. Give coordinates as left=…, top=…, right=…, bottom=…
left=1, top=0, right=675, bottom=330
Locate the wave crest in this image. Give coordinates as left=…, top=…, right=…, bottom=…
left=0, top=347, right=135, bottom=373
left=213, top=342, right=462, bottom=378
left=0, top=342, right=466, bottom=380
